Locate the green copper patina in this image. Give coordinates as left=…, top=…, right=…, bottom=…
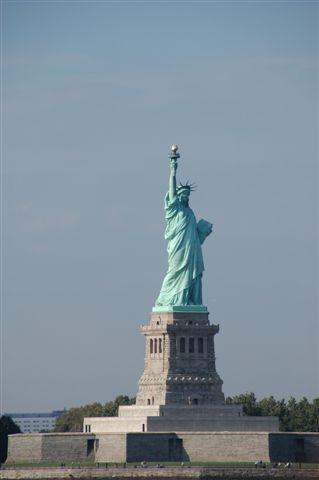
left=154, top=145, right=212, bottom=310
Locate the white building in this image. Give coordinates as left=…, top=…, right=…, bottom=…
left=6, top=411, right=64, bottom=433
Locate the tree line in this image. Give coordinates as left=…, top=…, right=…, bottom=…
left=225, top=393, right=319, bottom=432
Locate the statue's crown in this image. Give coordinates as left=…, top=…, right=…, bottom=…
left=176, top=181, right=196, bottom=194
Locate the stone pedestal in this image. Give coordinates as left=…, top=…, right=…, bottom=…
left=82, top=307, right=279, bottom=436
left=136, top=308, right=224, bottom=406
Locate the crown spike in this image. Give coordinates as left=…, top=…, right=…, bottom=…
left=176, top=180, right=196, bottom=194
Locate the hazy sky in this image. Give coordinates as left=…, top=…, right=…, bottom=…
left=1, top=0, right=318, bottom=413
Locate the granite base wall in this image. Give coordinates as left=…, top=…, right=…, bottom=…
left=95, top=434, right=127, bottom=463
left=269, top=433, right=319, bottom=463
left=306, top=434, right=319, bottom=462
left=6, top=434, right=43, bottom=463
left=126, top=433, right=174, bottom=462
left=179, top=432, right=270, bottom=462
left=41, top=434, right=95, bottom=462
left=7, top=432, right=319, bottom=464
left=6, top=434, right=95, bottom=464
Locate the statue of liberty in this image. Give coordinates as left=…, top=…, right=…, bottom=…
left=155, top=145, right=213, bottom=307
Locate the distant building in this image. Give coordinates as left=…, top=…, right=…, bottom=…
left=5, top=411, right=64, bottom=433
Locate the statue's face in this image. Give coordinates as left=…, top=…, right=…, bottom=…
left=178, top=189, right=190, bottom=205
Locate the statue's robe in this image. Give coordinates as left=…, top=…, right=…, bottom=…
left=156, top=192, right=204, bottom=306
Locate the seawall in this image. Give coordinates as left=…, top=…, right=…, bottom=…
left=1, top=466, right=319, bottom=480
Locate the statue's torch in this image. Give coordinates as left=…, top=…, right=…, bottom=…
left=169, top=144, right=180, bottom=170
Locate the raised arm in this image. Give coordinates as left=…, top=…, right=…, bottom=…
left=169, top=159, right=178, bottom=203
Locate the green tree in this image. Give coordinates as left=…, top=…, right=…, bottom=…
left=309, top=398, right=319, bottom=432
left=226, top=393, right=319, bottom=432
left=226, top=392, right=261, bottom=416
left=104, top=395, right=135, bottom=416
left=55, top=395, right=135, bottom=432
left=0, top=416, right=21, bottom=463
left=55, top=403, right=104, bottom=432
left=284, top=396, right=314, bottom=432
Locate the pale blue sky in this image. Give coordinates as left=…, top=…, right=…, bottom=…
left=2, top=0, right=318, bottom=412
